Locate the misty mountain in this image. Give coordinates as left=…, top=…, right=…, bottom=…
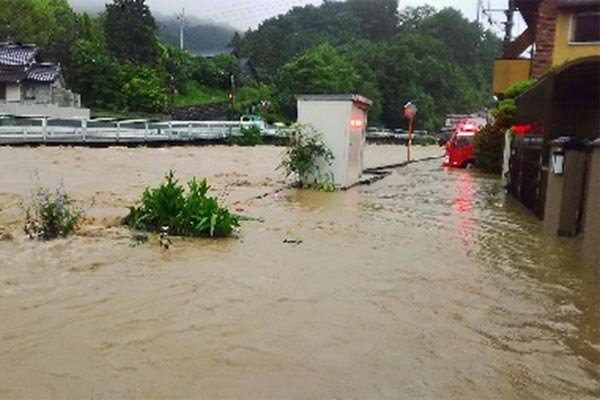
left=156, top=15, right=238, bottom=54
left=68, top=0, right=238, bottom=55
left=68, top=0, right=104, bottom=14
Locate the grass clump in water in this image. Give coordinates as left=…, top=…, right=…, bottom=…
left=24, top=183, right=82, bottom=240
left=127, top=171, right=239, bottom=237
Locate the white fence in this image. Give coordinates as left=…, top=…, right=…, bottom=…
left=0, top=121, right=291, bottom=145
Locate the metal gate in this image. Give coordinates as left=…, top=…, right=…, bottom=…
left=509, top=135, right=548, bottom=219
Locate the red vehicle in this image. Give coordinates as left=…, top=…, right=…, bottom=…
left=443, top=121, right=479, bottom=168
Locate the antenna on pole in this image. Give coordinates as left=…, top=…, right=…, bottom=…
left=177, top=8, right=185, bottom=50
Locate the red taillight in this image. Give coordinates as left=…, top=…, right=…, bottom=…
left=512, top=123, right=544, bottom=135
left=350, top=119, right=363, bottom=128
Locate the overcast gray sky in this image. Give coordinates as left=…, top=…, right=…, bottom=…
left=68, top=0, right=522, bottom=34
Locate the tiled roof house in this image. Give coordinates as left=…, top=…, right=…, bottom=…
left=0, top=43, right=80, bottom=110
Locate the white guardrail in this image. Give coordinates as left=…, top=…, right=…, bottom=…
left=0, top=121, right=293, bottom=145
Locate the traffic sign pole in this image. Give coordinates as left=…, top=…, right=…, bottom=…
left=407, top=116, right=413, bottom=162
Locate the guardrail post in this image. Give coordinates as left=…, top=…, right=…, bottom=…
left=116, top=122, right=120, bottom=143
left=168, top=121, right=173, bottom=140
left=188, top=123, right=192, bottom=141
left=42, top=117, right=47, bottom=142
left=144, top=121, right=148, bottom=142
left=82, top=119, right=87, bottom=143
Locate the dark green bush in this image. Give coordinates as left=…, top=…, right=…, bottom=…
left=473, top=124, right=504, bottom=174
left=228, top=125, right=263, bottom=146
left=24, top=185, right=82, bottom=240
left=127, top=171, right=239, bottom=237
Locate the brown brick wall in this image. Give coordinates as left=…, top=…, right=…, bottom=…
left=532, top=0, right=558, bottom=78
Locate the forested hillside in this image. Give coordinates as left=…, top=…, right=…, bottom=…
left=0, top=0, right=502, bottom=130
left=233, top=1, right=502, bottom=129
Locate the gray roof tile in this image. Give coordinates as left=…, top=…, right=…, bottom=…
left=0, top=44, right=38, bottom=66
left=25, top=63, right=61, bottom=83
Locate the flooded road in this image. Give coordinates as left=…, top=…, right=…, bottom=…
left=0, top=145, right=598, bottom=399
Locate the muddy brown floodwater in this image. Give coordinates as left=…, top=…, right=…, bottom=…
left=0, top=145, right=598, bottom=399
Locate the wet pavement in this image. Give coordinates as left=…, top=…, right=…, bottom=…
left=0, top=145, right=598, bottom=399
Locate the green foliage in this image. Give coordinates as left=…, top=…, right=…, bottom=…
left=0, top=0, right=76, bottom=66
left=173, top=81, right=228, bottom=107
left=473, top=124, right=504, bottom=174
left=128, top=172, right=239, bottom=238
left=193, top=54, right=241, bottom=90
left=235, top=3, right=501, bottom=131
left=494, top=99, right=517, bottom=124
left=70, top=42, right=167, bottom=113
left=277, top=43, right=359, bottom=119
left=228, top=125, right=263, bottom=146
left=310, top=180, right=338, bottom=192
left=473, top=84, right=525, bottom=175
left=24, top=183, right=82, bottom=240
left=279, top=125, right=334, bottom=187
left=157, top=44, right=196, bottom=95
left=504, top=79, right=536, bottom=99
left=103, top=0, right=158, bottom=64
left=121, top=64, right=168, bottom=113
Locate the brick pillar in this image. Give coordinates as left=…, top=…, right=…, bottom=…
left=532, top=0, right=558, bottom=78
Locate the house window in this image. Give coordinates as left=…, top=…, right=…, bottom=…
left=25, top=87, right=35, bottom=100
left=570, top=13, right=600, bottom=43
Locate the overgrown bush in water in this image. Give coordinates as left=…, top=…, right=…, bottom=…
left=279, top=124, right=334, bottom=188
left=228, top=125, right=263, bottom=146
left=474, top=79, right=535, bottom=174
left=127, top=171, right=239, bottom=237
left=24, top=184, right=82, bottom=240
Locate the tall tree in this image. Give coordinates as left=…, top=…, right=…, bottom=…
left=103, top=0, right=158, bottom=64
left=277, top=43, right=359, bottom=118
left=345, top=0, right=399, bottom=41
left=0, top=0, right=76, bottom=65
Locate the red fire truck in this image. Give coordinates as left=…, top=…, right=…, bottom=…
left=443, top=120, right=479, bottom=168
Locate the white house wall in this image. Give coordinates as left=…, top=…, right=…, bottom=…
left=6, top=83, right=20, bottom=102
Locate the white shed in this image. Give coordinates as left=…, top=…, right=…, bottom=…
left=297, top=94, right=372, bottom=188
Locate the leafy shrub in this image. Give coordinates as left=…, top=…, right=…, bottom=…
left=473, top=79, right=533, bottom=175
left=228, top=125, right=263, bottom=146
left=473, top=124, right=504, bottom=174
left=279, top=124, right=334, bottom=188
left=24, top=184, right=82, bottom=240
left=504, top=79, right=536, bottom=99
left=127, top=171, right=239, bottom=237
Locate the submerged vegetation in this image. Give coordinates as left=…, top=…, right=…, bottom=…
left=127, top=171, right=239, bottom=238
left=474, top=79, right=537, bottom=174
left=228, top=125, right=264, bottom=146
left=279, top=125, right=334, bottom=188
left=24, top=183, right=82, bottom=240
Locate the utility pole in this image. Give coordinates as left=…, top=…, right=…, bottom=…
left=177, top=8, right=185, bottom=50
left=504, top=0, right=516, bottom=46
left=476, top=0, right=482, bottom=24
